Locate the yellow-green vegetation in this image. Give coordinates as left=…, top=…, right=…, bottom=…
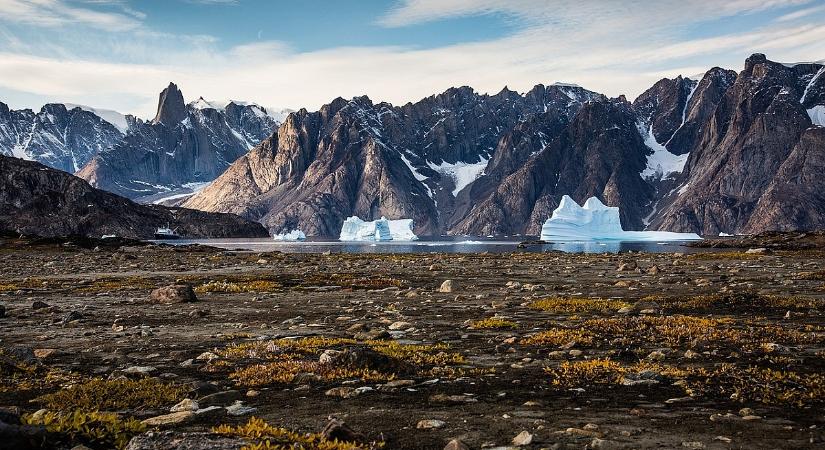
left=0, top=350, right=82, bottom=393
left=213, top=416, right=384, bottom=450
left=217, top=337, right=466, bottom=387
left=687, top=252, right=765, bottom=260
left=544, top=359, right=627, bottom=388
left=521, top=328, right=593, bottom=346
left=683, top=364, right=825, bottom=407
left=676, top=292, right=823, bottom=311
left=36, top=378, right=186, bottom=411
left=23, top=410, right=146, bottom=450
left=528, top=297, right=631, bottom=314
left=299, top=273, right=406, bottom=290
left=195, top=279, right=282, bottom=293
left=469, top=318, right=518, bottom=329
left=0, top=282, right=18, bottom=292
left=230, top=360, right=394, bottom=387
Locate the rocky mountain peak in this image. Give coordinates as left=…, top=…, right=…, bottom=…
left=152, top=82, right=187, bottom=126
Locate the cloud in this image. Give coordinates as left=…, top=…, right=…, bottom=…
left=0, top=0, right=142, bottom=31
left=775, top=4, right=825, bottom=21
left=0, top=0, right=823, bottom=118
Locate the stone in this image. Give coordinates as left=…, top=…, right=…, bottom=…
left=321, top=418, right=364, bottom=443
left=125, top=431, right=246, bottom=450
left=150, top=284, right=197, bottom=304
left=61, top=310, right=83, bottom=323
left=325, top=386, right=358, bottom=398
left=438, top=280, right=456, bottom=293
left=617, top=261, right=637, bottom=271
left=417, top=419, right=446, bottom=429
left=681, top=442, right=705, bottom=449
left=33, top=349, right=56, bottom=359
left=199, top=390, right=243, bottom=407
left=170, top=398, right=198, bottom=412
left=429, top=394, right=477, bottom=405
left=444, top=439, right=470, bottom=450
left=123, top=366, right=157, bottom=376
left=0, top=304, right=5, bottom=318
left=646, top=350, right=666, bottom=361
left=225, top=400, right=257, bottom=416
left=31, top=301, right=50, bottom=309
left=745, top=248, right=771, bottom=255
left=388, top=321, right=412, bottom=330
left=141, top=411, right=194, bottom=427
left=512, top=430, right=534, bottom=446
left=196, top=351, right=219, bottom=361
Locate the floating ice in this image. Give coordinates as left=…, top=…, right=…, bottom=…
left=273, top=230, right=306, bottom=241
left=540, top=195, right=701, bottom=242
left=339, top=216, right=419, bottom=241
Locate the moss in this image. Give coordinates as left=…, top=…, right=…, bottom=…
left=521, top=328, right=594, bottom=346
left=229, top=360, right=394, bottom=387
left=528, top=297, right=631, bottom=314
left=544, top=359, right=627, bottom=388
left=214, top=417, right=384, bottom=450
left=195, top=280, right=282, bottom=293
left=36, top=378, right=187, bottom=411
left=23, top=410, right=146, bottom=450
left=469, top=318, right=518, bottom=329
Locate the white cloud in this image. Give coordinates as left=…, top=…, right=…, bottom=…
left=0, top=0, right=823, bottom=118
left=0, top=0, right=141, bottom=31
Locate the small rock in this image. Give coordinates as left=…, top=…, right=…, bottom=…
left=225, top=400, right=257, bottom=416
left=196, top=352, right=219, bottom=361
left=738, top=407, right=754, bottom=416
left=512, top=430, right=534, bottom=446
left=646, top=350, right=666, bottom=361
left=321, top=418, right=364, bottom=443
left=246, top=390, right=260, bottom=397
left=31, top=301, right=50, bottom=310
left=141, top=411, right=194, bottom=427
left=617, top=261, right=637, bottom=271
left=199, top=390, right=242, bottom=407
left=444, top=439, right=470, bottom=450
left=123, top=366, right=157, bottom=376
left=33, top=349, right=56, bottom=359
left=745, top=248, right=771, bottom=255
left=61, top=311, right=83, bottom=323
left=681, top=442, right=705, bottom=449
left=388, top=321, right=412, bottom=330
left=170, top=399, right=198, bottom=412
left=0, top=304, right=5, bottom=318
left=438, top=280, right=456, bottom=293
left=417, top=419, right=446, bottom=429
left=325, top=386, right=358, bottom=398
left=150, top=284, right=197, bottom=304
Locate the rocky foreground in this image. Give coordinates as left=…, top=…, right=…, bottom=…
left=0, top=237, right=823, bottom=449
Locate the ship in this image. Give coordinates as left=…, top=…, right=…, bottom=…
left=154, top=224, right=181, bottom=240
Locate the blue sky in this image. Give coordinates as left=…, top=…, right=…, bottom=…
left=0, top=0, right=824, bottom=117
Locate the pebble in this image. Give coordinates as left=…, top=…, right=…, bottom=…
left=170, top=398, right=198, bottom=412
left=512, top=430, right=534, bottom=446
left=141, top=411, right=194, bottom=426
left=123, top=366, right=157, bottom=376
left=325, top=386, right=358, bottom=398
left=444, top=439, right=470, bottom=450
left=417, top=419, right=446, bottom=429
left=438, top=280, right=456, bottom=293
left=225, top=400, right=257, bottom=416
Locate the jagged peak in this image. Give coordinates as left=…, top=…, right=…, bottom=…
left=152, top=82, right=186, bottom=126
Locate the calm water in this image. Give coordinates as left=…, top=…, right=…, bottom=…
left=160, top=236, right=708, bottom=254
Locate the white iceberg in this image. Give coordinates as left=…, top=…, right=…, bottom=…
left=273, top=230, right=306, bottom=241
left=540, top=195, right=701, bottom=242
left=339, top=216, right=419, bottom=241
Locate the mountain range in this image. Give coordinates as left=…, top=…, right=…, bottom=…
left=1, top=53, right=823, bottom=238
left=184, top=54, right=825, bottom=237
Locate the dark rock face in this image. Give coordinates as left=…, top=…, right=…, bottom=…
left=186, top=56, right=825, bottom=237
left=651, top=54, right=825, bottom=235
left=77, top=84, right=280, bottom=202
left=0, top=155, right=268, bottom=239
left=0, top=102, right=124, bottom=172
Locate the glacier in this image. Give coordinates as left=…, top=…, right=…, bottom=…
left=273, top=230, right=306, bottom=241
left=339, top=216, right=418, bottom=241
left=540, top=196, right=701, bottom=242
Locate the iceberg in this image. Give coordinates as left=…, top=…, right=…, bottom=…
left=540, top=195, right=701, bottom=242
left=339, top=216, right=419, bottom=241
left=272, top=229, right=306, bottom=241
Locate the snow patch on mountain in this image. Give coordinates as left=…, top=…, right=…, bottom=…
left=63, top=104, right=129, bottom=133
left=427, top=157, right=489, bottom=196
left=638, top=123, right=688, bottom=179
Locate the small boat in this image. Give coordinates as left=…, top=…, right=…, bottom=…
left=154, top=224, right=181, bottom=240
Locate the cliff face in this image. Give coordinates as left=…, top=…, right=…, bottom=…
left=651, top=54, right=825, bottom=235
left=0, top=155, right=268, bottom=239
left=0, top=102, right=124, bottom=173
left=76, top=83, right=280, bottom=202
left=179, top=54, right=824, bottom=237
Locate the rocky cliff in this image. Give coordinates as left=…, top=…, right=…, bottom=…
left=0, top=155, right=268, bottom=239
left=76, top=83, right=282, bottom=203
left=0, top=102, right=125, bottom=173
left=185, top=54, right=825, bottom=237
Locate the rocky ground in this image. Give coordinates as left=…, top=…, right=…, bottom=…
left=1, top=236, right=824, bottom=450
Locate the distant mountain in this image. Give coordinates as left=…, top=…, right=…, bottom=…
left=185, top=54, right=825, bottom=237
left=0, top=102, right=126, bottom=173
left=76, top=83, right=284, bottom=203
left=0, top=155, right=268, bottom=239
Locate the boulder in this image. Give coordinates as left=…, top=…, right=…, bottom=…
left=150, top=285, right=197, bottom=304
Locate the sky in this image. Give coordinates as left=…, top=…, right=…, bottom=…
left=0, top=0, right=824, bottom=119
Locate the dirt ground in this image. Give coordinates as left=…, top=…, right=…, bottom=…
left=1, top=237, right=824, bottom=449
